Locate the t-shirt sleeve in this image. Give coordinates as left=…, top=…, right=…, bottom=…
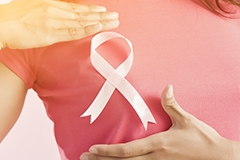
left=0, top=48, right=36, bottom=89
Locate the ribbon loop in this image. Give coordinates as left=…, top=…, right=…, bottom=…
left=81, top=32, right=156, bottom=130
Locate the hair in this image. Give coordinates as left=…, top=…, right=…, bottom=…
left=203, top=0, right=240, bottom=17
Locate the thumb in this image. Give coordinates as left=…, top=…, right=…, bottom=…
left=161, top=85, right=189, bottom=127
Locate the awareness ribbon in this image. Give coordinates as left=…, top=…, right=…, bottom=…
left=81, top=32, right=156, bottom=130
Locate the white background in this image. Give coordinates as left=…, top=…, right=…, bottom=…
left=0, top=90, right=60, bottom=160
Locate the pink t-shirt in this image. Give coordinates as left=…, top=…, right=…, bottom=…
left=1, top=0, right=240, bottom=159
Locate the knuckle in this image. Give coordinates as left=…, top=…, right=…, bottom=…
left=84, top=26, right=92, bottom=35
left=119, top=145, right=132, bottom=156
left=77, top=19, right=87, bottom=26
left=155, top=138, right=170, bottom=153
left=182, top=113, right=195, bottom=125
left=77, top=13, right=88, bottom=20
left=69, top=3, right=78, bottom=11
left=149, top=133, right=171, bottom=151
left=151, top=135, right=163, bottom=147
left=68, top=28, right=79, bottom=39
left=101, top=12, right=109, bottom=18
left=165, top=97, right=177, bottom=107
left=99, top=148, right=110, bottom=156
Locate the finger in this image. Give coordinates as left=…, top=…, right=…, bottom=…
left=80, top=152, right=152, bottom=160
left=50, top=9, right=119, bottom=21
left=42, top=19, right=119, bottom=44
left=87, top=135, right=160, bottom=157
left=34, top=23, right=102, bottom=46
left=74, top=12, right=119, bottom=21
left=49, top=1, right=107, bottom=12
left=79, top=19, right=120, bottom=31
left=60, top=23, right=102, bottom=40
left=161, top=85, right=189, bottom=127
left=43, top=18, right=119, bottom=29
left=100, top=19, right=120, bottom=31
left=45, top=6, right=119, bottom=20
left=46, top=19, right=98, bottom=28
left=64, top=19, right=119, bottom=36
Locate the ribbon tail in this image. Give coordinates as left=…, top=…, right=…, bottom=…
left=117, top=79, right=156, bottom=130
left=141, top=109, right=157, bottom=130
left=81, top=81, right=115, bottom=123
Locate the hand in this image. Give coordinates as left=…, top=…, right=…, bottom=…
left=0, top=0, right=119, bottom=49
left=80, top=85, right=240, bottom=160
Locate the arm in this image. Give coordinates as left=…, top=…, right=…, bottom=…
left=80, top=85, right=240, bottom=160
left=0, top=61, right=28, bottom=142
left=0, top=0, right=119, bottom=50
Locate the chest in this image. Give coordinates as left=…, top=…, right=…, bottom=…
left=35, top=0, right=240, bottom=140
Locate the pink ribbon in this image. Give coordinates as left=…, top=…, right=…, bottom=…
left=81, top=32, right=156, bottom=130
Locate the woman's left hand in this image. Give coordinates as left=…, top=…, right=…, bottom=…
left=80, top=85, right=240, bottom=160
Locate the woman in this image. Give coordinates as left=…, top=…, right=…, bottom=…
left=0, top=0, right=240, bottom=160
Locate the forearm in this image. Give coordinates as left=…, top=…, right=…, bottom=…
left=0, top=62, right=28, bottom=143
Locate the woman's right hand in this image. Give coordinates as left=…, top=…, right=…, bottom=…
left=0, top=0, right=119, bottom=49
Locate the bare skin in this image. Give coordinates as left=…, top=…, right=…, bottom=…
left=0, top=61, right=27, bottom=142
left=0, top=0, right=119, bottom=49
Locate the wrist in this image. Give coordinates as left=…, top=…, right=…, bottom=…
left=231, top=140, right=240, bottom=160
left=221, top=138, right=240, bottom=160
left=213, top=138, right=240, bottom=160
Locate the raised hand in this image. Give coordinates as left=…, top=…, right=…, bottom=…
left=80, top=85, right=240, bottom=160
left=0, top=0, right=119, bottom=49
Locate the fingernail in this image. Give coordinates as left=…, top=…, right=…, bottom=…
left=166, top=85, right=173, bottom=98
left=97, top=6, right=107, bottom=12
left=110, top=19, right=120, bottom=28
left=80, top=154, right=89, bottom=160
left=110, top=12, right=119, bottom=19
left=89, top=147, right=98, bottom=154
